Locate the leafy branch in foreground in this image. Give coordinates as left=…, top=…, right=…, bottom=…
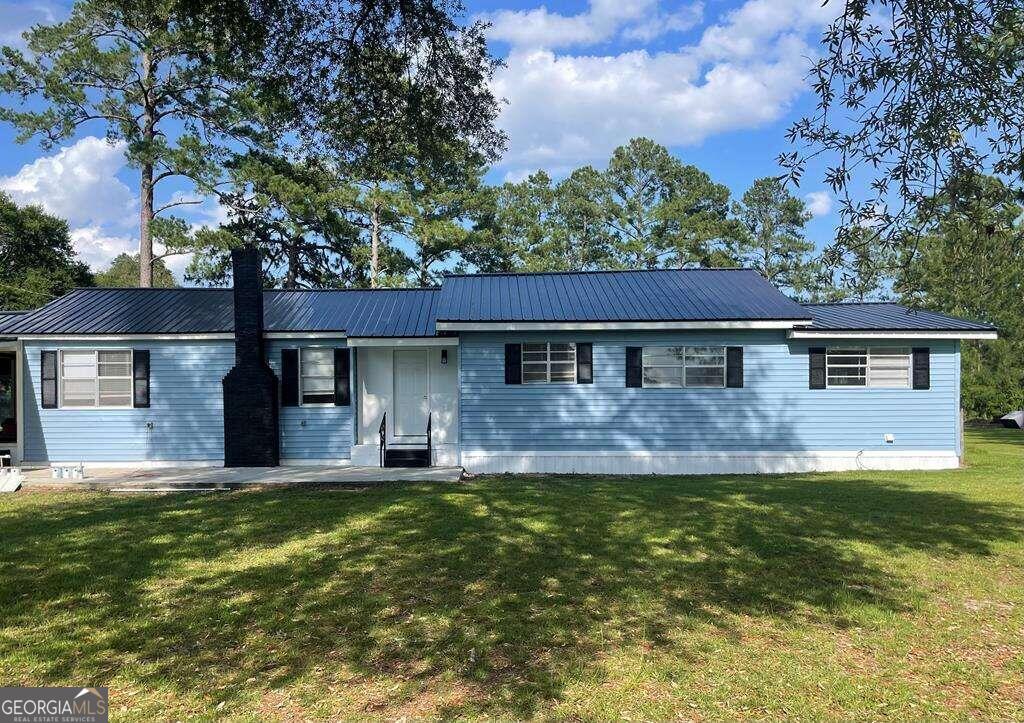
left=781, top=0, right=1024, bottom=261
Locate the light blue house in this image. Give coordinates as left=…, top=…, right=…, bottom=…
left=0, top=250, right=998, bottom=475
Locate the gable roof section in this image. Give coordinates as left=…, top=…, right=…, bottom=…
left=799, top=303, right=996, bottom=332
left=2, top=287, right=440, bottom=337
left=267, top=289, right=439, bottom=338
left=435, top=269, right=812, bottom=327
left=0, top=276, right=997, bottom=339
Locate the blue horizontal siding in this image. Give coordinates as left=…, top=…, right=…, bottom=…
left=459, top=331, right=959, bottom=453
left=22, top=340, right=233, bottom=463
left=265, top=339, right=352, bottom=461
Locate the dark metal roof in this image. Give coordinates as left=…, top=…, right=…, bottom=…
left=800, top=303, right=996, bottom=331
left=435, top=269, right=812, bottom=322
left=0, top=310, right=28, bottom=335
left=266, top=289, right=439, bottom=337
left=1, top=287, right=440, bottom=337
left=0, top=278, right=995, bottom=338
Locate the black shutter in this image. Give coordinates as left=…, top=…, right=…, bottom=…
left=576, top=342, right=593, bottom=384
left=504, top=343, right=522, bottom=385
left=41, top=350, right=57, bottom=409
left=809, top=347, right=826, bottom=389
left=281, top=348, right=299, bottom=406
left=625, top=346, right=643, bottom=388
left=132, top=350, right=150, bottom=408
left=912, top=347, right=930, bottom=389
left=334, top=347, right=351, bottom=406
left=726, top=346, right=744, bottom=388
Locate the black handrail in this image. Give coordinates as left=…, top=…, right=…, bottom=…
left=378, top=412, right=386, bottom=468
left=426, top=412, right=432, bottom=467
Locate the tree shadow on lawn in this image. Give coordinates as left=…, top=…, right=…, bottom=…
left=1, top=473, right=1021, bottom=717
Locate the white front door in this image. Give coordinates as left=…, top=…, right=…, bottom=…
left=394, top=349, right=429, bottom=438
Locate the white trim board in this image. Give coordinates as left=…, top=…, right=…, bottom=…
left=264, top=332, right=347, bottom=340
left=460, top=449, right=960, bottom=475
left=280, top=458, right=353, bottom=467
left=788, top=330, right=997, bottom=340
left=437, top=320, right=804, bottom=332
left=347, top=337, right=459, bottom=347
left=41, top=460, right=223, bottom=469
left=16, top=333, right=235, bottom=341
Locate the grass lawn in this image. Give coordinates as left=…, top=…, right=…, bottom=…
left=1, top=429, right=1022, bottom=720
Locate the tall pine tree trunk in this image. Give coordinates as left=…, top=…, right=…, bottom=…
left=139, top=164, right=154, bottom=287
left=138, top=50, right=155, bottom=288
left=285, top=241, right=299, bottom=289
left=370, top=200, right=381, bottom=288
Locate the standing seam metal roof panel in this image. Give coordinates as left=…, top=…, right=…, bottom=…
left=800, top=303, right=996, bottom=331
left=2, top=288, right=441, bottom=337
left=435, top=269, right=813, bottom=322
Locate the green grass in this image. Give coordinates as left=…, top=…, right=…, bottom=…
left=1, top=429, right=1022, bottom=720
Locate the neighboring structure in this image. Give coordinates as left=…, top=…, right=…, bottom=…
left=0, top=250, right=998, bottom=474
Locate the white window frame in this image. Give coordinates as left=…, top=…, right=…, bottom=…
left=58, top=349, right=135, bottom=409
left=641, top=345, right=727, bottom=389
left=521, top=342, right=577, bottom=384
left=298, top=346, right=336, bottom=407
left=826, top=347, right=912, bottom=389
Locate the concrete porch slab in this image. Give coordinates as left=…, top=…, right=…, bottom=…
left=20, top=465, right=464, bottom=491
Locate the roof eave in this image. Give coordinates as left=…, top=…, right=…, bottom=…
left=437, top=319, right=809, bottom=332
left=788, top=329, right=998, bottom=340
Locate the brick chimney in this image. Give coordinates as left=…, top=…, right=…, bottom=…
left=222, top=247, right=280, bottom=466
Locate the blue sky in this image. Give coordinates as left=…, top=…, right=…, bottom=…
left=0, top=0, right=843, bottom=281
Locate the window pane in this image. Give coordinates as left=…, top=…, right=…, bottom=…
left=523, top=343, right=547, bottom=353
left=98, top=350, right=130, bottom=365
left=685, top=366, right=725, bottom=387
left=303, top=377, right=334, bottom=393
left=643, top=347, right=685, bottom=363
left=61, top=396, right=96, bottom=407
left=828, top=373, right=866, bottom=386
left=868, top=348, right=910, bottom=387
left=99, top=395, right=132, bottom=407
left=869, top=370, right=909, bottom=387
left=870, top=347, right=909, bottom=357
left=302, top=393, right=335, bottom=404
left=827, top=348, right=868, bottom=387
left=523, top=369, right=548, bottom=383
left=301, top=362, right=334, bottom=378
left=302, top=348, right=332, bottom=363
left=98, top=362, right=131, bottom=377
left=550, top=343, right=575, bottom=353
left=522, top=351, right=548, bottom=362
left=549, top=362, right=575, bottom=382
left=62, top=352, right=96, bottom=378
left=643, top=366, right=683, bottom=387
left=98, top=378, right=131, bottom=393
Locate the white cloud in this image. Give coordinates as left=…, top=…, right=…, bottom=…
left=483, top=0, right=700, bottom=50
left=0, top=136, right=136, bottom=229
left=805, top=190, right=833, bottom=217
left=69, top=227, right=135, bottom=271
left=491, top=0, right=841, bottom=178
left=496, top=38, right=810, bottom=173
left=694, top=0, right=836, bottom=62
left=623, top=3, right=704, bottom=42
